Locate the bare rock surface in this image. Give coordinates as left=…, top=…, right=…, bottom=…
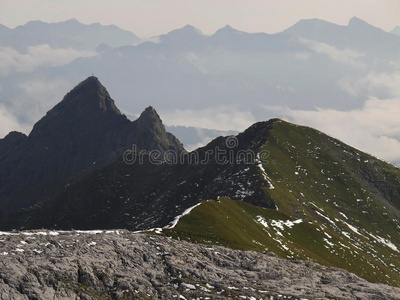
left=0, top=230, right=399, bottom=300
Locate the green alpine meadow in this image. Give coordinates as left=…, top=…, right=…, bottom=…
left=166, top=120, right=400, bottom=287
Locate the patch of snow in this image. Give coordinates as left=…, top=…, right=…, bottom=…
left=271, top=219, right=302, bottom=230
left=343, top=221, right=367, bottom=239
left=105, top=230, right=121, bottom=234
left=256, top=216, right=302, bottom=232
left=323, top=238, right=334, bottom=247
left=164, top=203, right=202, bottom=229
left=199, top=286, right=211, bottom=292
left=315, top=211, right=336, bottom=226
left=22, top=232, right=47, bottom=236
left=342, top=231, right=351, bottom=239
left=368, top=233, right=399, bottom=252
left=75, top=230, right=103, bottom=235
left=256, top=154, right=274, bottom=189
left=256, top=216, right=269, bottom=228
left=0, top=231, right=17, bottom=236
left=181, top=282, right=196, bottom=290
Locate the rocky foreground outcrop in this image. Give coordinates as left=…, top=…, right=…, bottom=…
left=0, top=230, right=399, bottom=300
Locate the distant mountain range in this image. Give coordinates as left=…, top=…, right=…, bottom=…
left=1, top=77, right=400, bottom=288
left=1, top=17, right=400, bottom=163
left=284, top=17, right=400, bottom=58
left=0, top=19, right=141, bottom=51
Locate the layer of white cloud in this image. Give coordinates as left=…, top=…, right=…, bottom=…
left=161, top=106, right=255, bottom=132
left=301, top=38, right=366, bottom=69
left=0, top=77, right=73, bottom=138
left=339, top=68, right=400, bottom=98
left=0, top=44, right=96, bottom=76
left=14, top=77, right=73, bottom=123
left=0, top=104, right=30, bottom=138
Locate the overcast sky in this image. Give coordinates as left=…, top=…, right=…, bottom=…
left=1, top=0, right=399, bottom=37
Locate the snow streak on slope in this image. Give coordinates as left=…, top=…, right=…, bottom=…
left=164, top=203, right=202, bottom=229
left=256, top=153, right=274, bottom=189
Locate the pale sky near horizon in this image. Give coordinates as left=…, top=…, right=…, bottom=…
left=0, top=0, right=399, bottom=37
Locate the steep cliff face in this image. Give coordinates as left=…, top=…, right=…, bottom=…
left=1, top=230, right=399, bottom=300
left=0, top=76, right=183, bottom=216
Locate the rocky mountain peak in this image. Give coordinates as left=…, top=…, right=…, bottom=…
left=213, top=25, right=242, bottom=36
left=348, top=16, right=369, bottom=27
left=62, top=76, right=121, bottom=114
left=29, top=76, right=122, bottom=138
left=0, top=131, right=27, bottom=158
left=2, top=131, right=27, bottom=143
left=159, top=25, right=204, bottom=44
left=135, top=106, right=165, bottom=133
left=137, top=106, right=161, bottom=124
left=133, top=106, right=183, bottom=152
left=177, top=25, right=203, bottom=35
left=0, top=77, right=184, bottom=216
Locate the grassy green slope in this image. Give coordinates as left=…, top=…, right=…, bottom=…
left=166, top=120, right=400, bottom=287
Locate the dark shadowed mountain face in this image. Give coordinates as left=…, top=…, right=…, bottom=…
left=1, top=120, right=277, bottom=231
left=0, top=76, right=183, bottom=217
left=0, top=131, right=27, bottom=158
left=4, top=118, right=400, bottom=236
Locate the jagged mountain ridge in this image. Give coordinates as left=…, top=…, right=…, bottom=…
left=167, top=120, right=400, bottom=286
left=283, top=17, right=400, bottom=58
left=0, top=19, right=141, bottom=51
left=1, top=120, right=277, bottom=230
left=3, top=118, right=400, bottom=287
left=0, top=76, right=183, bottom=216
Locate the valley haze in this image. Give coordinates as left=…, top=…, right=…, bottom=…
left=0, top=16, right=400, bottom=164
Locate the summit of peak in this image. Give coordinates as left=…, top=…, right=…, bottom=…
left=348, top=17, right=374, bottom=28
left=29, top=76, right=122, bottom=138
left=137, top=106, right=162, bottom=125
left=213, top=24, right=241, bottom=35
left=57, top=76, right=121, bottom=115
